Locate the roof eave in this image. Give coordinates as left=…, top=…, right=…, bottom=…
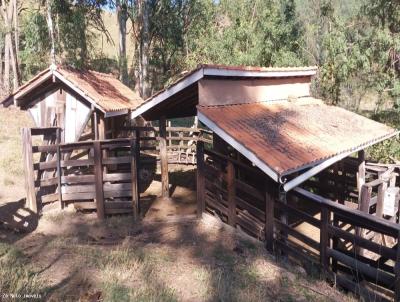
left=282, top=130, right=399, bottom=191
left=203, top=67, right=317, bottom=78
left=131, top=68, right=204, bottom=120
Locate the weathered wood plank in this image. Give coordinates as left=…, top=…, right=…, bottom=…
left=159, top=116, right=169, bottom=198
left=131, top=138, right=139, bottom=220
left=22, top=128, right=37, bottom=213
left=227, top=160, right=236, bottom=226
left=196, top=141, right=205, bottom=218
left=93, top=141, right=105, bottom=219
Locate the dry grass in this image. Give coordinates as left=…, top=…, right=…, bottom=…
left=0, top=107, right=34, bottom=203
left=2, top=213, right=355, bottom=302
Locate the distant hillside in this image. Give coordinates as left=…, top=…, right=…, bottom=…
left=92, top=11, right=136, bottom=67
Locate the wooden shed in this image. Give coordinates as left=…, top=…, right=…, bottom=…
left=1, top=64, right=144, bottom=142
left=131, top=64, right=400, bottom=301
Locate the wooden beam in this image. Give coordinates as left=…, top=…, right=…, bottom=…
left=159, top=116, right=169, bottom=198
left=196, top=140, right=205, bottom=218
left=93, top=110, right=99, bottom=140
left=320, top=207, right=330, bottom=271
left=265, top=182, right=275, bottom=252
left=357, top=150, right=365, bottom=203
left=131, top=138, right=140, bottom=221
left=98, top=114, right=106, bottom=140
left=93, top=141, right=105, bottom=219
left=227, top=160, right=236, bottom=226
left=22, top=128, right=37, bottom=213
left=56, top=128, right=63, bottom=209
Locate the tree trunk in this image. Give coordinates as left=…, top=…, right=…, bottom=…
left=4, top=31, right=10, bottom=93
left=141, top=0, right=149, bottom=98
left=46, top=0, right=56, bottom=65
left=117, top=0, right=128, bottom=85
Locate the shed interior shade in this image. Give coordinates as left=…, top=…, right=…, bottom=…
left=198, top=97, right=398, bottom=178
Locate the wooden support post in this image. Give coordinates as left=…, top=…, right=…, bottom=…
left=356, top=185, right=371, bottom=256
left=357, top=150, right=365, bottom=204
left=93, top=111, right=99, bottom=140
left=98, top=114, right=106, bottom=140
left=159, top=116, right=169, bottom=198
left=395, top=230, right=400, bottom=302
left=56, top=128, right=63, bottom=209
left=279, top=189, right=288, bottom=259
left=320, top=207, right=330, bottom=272
left=22, top=128, right=37, bottom=213
left=376, top=182, right=387, bottom=219
left=227, top=160, right=236, bottom=226
left=131, top=138, right=140, bottom=221
left=265, top=181, right=275, bottom=253
left=93, top=141, right=105, bottom=219
left=196, top=140, right=205, bottom=218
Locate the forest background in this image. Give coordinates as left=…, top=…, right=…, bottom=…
left=0, top=0, right=399, bottom=160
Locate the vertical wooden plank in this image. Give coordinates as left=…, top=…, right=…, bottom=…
left=131, top=138, right=140, bottom=221
left=196, top=140, right=205, bottom=218
left=279, top=190, right=288, bottom=259
left=227, top=160, right=236, bottom=226
left=320, top=207, right=330, bottom=272
left=98, top=114, right=106, bottom=140
left=265, top=180, right=275, bottom=252
left=93, top=110, right=99, bottom=140
left=395, top=230, right=400, bottom=302
left=56, top=128, right=63, bottom=209
left=93, top=141, right=105, bottom=219
left=159, top=116, right=169, bottom=198
left=376, top=182, right=387, bottom=218
left=357, top=150, right=365, bottom=204
left=22, top=128, right=37, bottom=213
left=356, top=185, right=371, bottom=256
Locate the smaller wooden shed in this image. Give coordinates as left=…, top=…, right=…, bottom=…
left=1, top=64, right=144, bottom=142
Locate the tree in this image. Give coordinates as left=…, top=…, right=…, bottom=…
left=0, top=0, right=20, bottom=93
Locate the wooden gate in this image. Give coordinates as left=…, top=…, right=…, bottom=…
left=22, top=127, right=151, bottom=219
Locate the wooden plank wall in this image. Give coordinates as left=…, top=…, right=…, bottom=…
left=198, top=148, right=400, bottom=301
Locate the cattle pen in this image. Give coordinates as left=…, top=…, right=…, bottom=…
left=3, top=64, right=400, bottom=301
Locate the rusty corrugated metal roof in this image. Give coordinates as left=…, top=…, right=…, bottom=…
left=56, top=66, right=143, bottom=112
left=198, top=97, right=398, bottom=177
left=1, top=65, right=144, bottom=113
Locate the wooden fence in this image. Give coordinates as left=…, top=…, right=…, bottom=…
left=23, top=127, right=148, bottom=219
left=196, top=142, right=400, bottom=301
left=22, top=126, right=211, bottom=218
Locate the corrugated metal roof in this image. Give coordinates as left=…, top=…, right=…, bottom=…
left=1, top=65, right=144, bottom=113
left=198, top=97, right=398, bottom=177
left=56, top=66, right=143, bottom=112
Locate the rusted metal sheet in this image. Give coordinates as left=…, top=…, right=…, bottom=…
left=2, top=65, right=144, bottom=113
left=198, top=97, right=398, bottom=178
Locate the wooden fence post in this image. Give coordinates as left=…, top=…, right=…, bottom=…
left=320, top=207, right=330, bottom=272
left=22, top=128, right=37, bottom=213
left=395, top=230, right=400, bottom=302
left=93, top=141, right=105, bottom=219
left=227, top=160, right=236, bottom=226
left=265, top=182, right=275, bottom=252
left=357, top=150, right=365, bottom=203
left=159, top=116, right=169, bottom=198
left=131, top=138, right=140, bottom=221
left=279, top=189, right=288, bottom=259
left=196, top=140, right=205, bottom=218
left=56, top=128, right=63, bottom=209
